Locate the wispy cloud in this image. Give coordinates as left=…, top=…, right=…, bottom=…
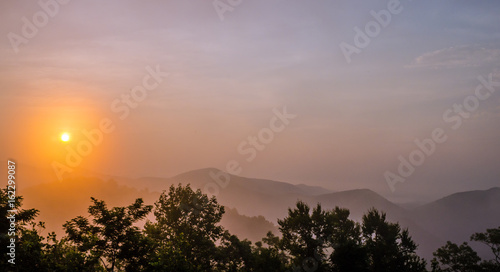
left=408, top=44, right=500, bottom=69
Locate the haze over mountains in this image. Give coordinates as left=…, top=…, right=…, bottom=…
left=4, top=163, right=499, bottom=261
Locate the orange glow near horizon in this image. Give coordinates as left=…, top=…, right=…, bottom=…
left=2, top=101, right=108, bottom=172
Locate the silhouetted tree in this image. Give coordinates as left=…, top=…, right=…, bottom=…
left=2, top=185, right=444, bottom=272
left=277, top=203, right=426, bottom=272
left=432, top=226, right=500, bottom=272
left=1, top=187, right=93, bottom=272
left=63, top=197, right=152, bottom=271
left=252, top=232, right=287, bottom=272
left=215, top=230, right=254, bottom=271
left=145, top=184, right=225, bottom=271
left=328, top=207, right=368, bottom=272
left=278, top=201, right=331, bottom=271
left=362, top=209, right=426, bottom=272
left=431, top=241, right=483, bottom=272
left=1, top=187, right=40, bottom=271
left=41, top=232, right=98, bottom=272
left=471, top=226, right=500, bottom=269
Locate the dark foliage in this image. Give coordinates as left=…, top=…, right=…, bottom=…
left=2, top=185, right=499, bottom=272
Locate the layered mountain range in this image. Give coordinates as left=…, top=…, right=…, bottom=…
left=9, top=165, right=500, bottom=261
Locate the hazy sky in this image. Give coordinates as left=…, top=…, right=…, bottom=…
left=1, top=0, right=500, bottom=202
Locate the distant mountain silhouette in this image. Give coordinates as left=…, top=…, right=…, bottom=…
left=221, top=207, right=279, bottom=242
left=136, top=168, right=333, bottom=196
left=414, top=187, right=500, bottom=241
left=123, top=168, right=333, bottom=222
left=22, top=177, right=159, bottom=234
left=412, top=187, right=500, bottom=259
left=0, top=161, right=55, bottom=190
left=10, top=164, right=500, bottom=261
left=20, top=175, right=277, bottom=244
left=314, top=189, right=404, bottom=219
left=109, top=168, right=499, bottom=260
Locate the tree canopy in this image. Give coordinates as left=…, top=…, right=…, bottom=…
left=1, top=184, right=499, bottom=272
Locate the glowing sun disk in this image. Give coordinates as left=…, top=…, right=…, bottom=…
left=61, top=133, right=70, bottom=142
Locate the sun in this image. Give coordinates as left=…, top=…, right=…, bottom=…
left=61, top=132, right=70, bottom=142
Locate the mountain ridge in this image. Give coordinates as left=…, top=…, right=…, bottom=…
left=6, top=163, right=499, bottom=260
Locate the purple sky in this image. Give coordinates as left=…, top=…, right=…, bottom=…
left=1, top=0, right=500, bottom=202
